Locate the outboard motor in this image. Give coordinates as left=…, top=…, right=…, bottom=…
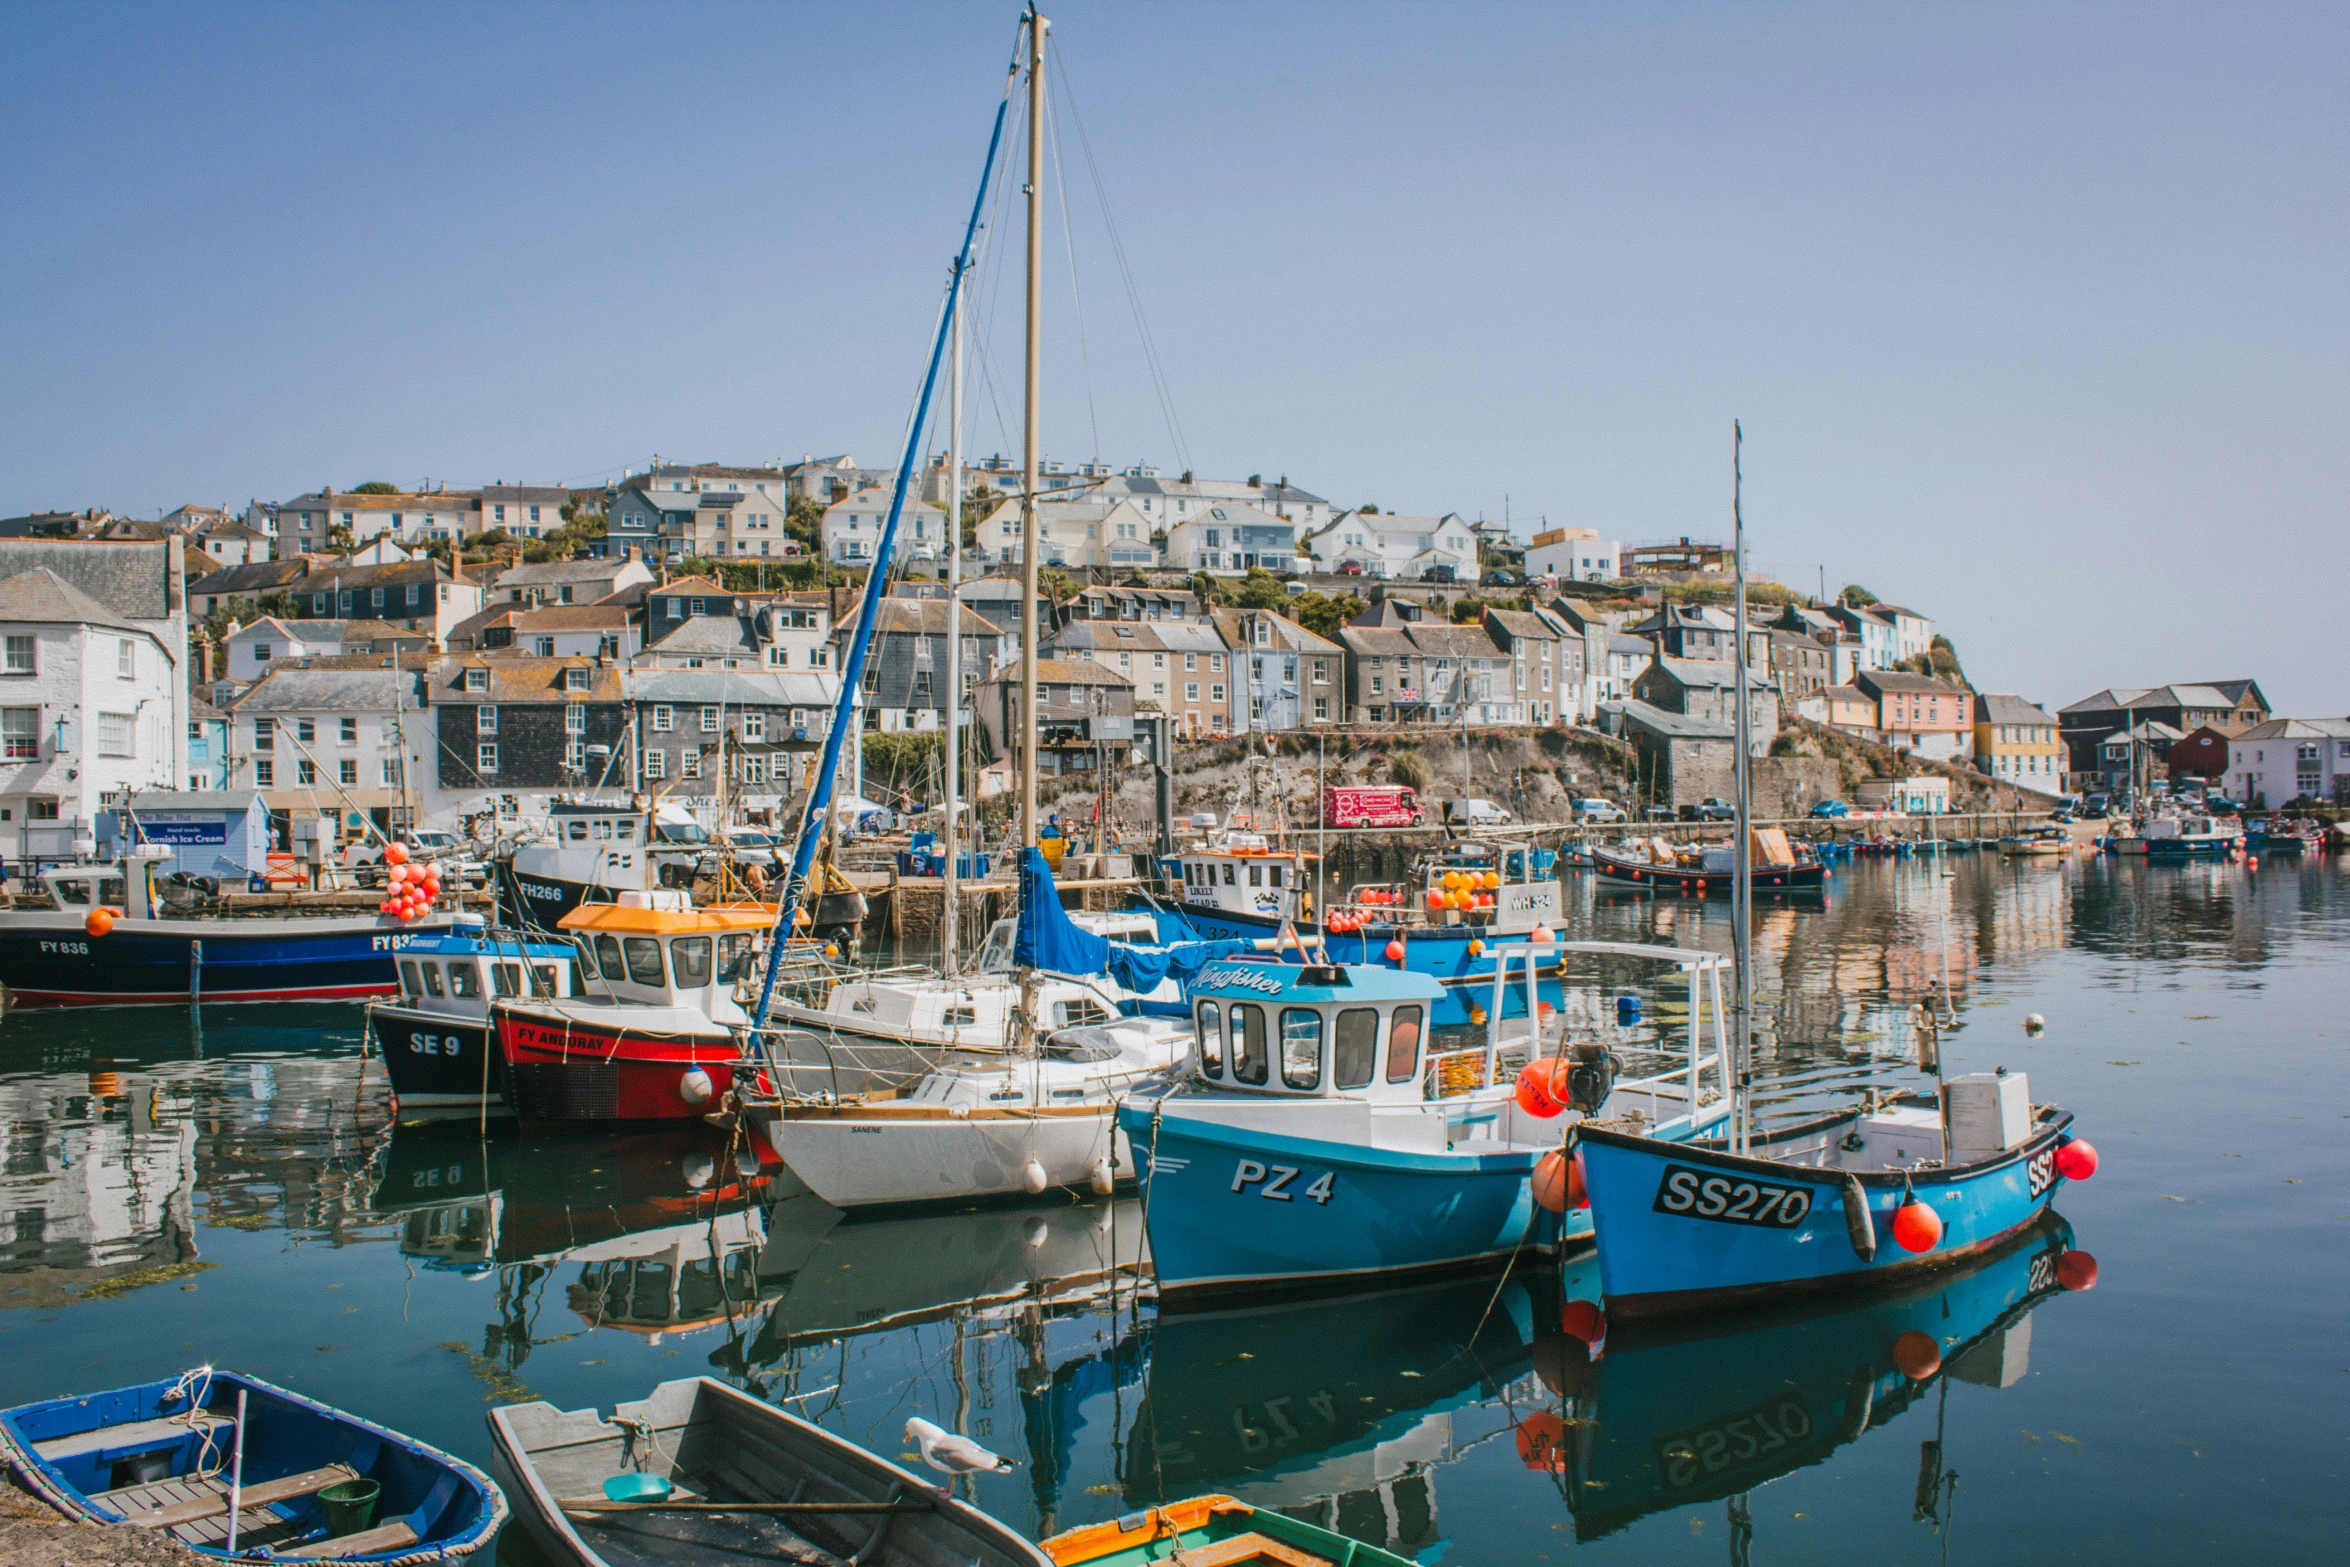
left=1565, top=1040, right=1617, bottom=1115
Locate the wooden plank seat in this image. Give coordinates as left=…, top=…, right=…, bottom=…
left=1168, top=1533, right=1326, bottom=1567
left=121, top=1463, right=359, bottom=1528
left=278, top=1519, right=421, bottom=1559
left=34, top=1413, right=232, bottom=1462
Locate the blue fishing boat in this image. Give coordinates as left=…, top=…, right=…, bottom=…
left=1577, top=1072, right=2092, bottom=1318
left=1120, top=939, right=1736, bottom=1306
left=369, top=921, right=583, bottom=1115
left=1150, top=829, right=1568, bottom=1024
left=0, top=851, right=453, bottom=1007
left=0, top=1368, right=505, bottom=1559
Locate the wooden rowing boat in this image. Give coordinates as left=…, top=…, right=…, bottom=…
left=1044, top=1494, right=1414, bottom=1565
left=486, top=1376, right=1053, bottom=1566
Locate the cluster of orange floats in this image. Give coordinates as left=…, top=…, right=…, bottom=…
left=1429, top=868, right=1503, bottom=911
left=375, top=843, right=446, bottom=923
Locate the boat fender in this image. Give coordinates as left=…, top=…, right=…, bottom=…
left=1021, top=1159, right=1049, bottom=1195
left=1088, top=1158, right=1115, bottom=1196
left=1841, top=1173, right=1876, bottom=1261
left=679, top=1067, right=714, bottom=1106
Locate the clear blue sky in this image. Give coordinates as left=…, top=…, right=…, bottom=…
left=3, top=3, right=2341, bottom=714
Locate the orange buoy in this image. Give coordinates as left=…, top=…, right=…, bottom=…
left=1467, top=939, right=1485, bottom=957
left=1383, top=939, right=1405, bottom=963
left=1532, top=1148, right=1572, bottom=1208
left=2055, top=1138, right=2098, bottom=1181
left=1559, top=1298, right=1606, bottom=1346
left=1892, top=1330, right=1941, bottom=1379
left=84, top=908, right=116, bottom=938
left=1566, top=1149, right=1588, bottom=1209
left=1515, top=1062, right=1564, bottom=1118
left=384, top=842, right=409, bottom=866
left=2056, top=1250, right=2100, bottom=1291
left=1891, top=1199, right=1943, bottom=1253
left=1425, top=889, right=1446, bottom=911
left=1530, top=924, right=1555, bottom=943
left=1515, top=1412, right=1570, bottom=1473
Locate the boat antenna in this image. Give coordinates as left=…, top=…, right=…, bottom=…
left=1731, top=420, right=1753, bottom=1156
left=746, top=23, right=1022, bottom=1033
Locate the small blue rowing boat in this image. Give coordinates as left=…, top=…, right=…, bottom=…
left=1577, top=1071, right=2094, bottom=1319
left=0, top=1368, right=505, bottom=1560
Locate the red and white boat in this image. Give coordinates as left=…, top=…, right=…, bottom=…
left=491, top=892, right=774, bottom=1122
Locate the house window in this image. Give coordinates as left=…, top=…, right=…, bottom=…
left=566, top=666, right=589, bottom=691
left=1211, top=684, right=1226, bottom=703
left=295, top=758, right=316, bottom=785
left=478, top=706, right=498, bottom=735
left=296, top=717, right=315, bottom=744
left=742, top=756, right=765, bottom=786
left=1, top=636, right=31, bottom=674
left=700, top=706, right=719, bottom=732
left=1185, top=682, right=1200, bottom=702
left=1, top=707, right=38, bottom=759
left=566, top=740, right=585, bottom=771
left=535, top=637, right=556, bottom=656
left=689, top=597, right=707, bottom=616
left=1210, top=654, right=1223, bottom=672
left=254, top=759, right=273, bottom=786
left=681, top=750, right=702, bottom=779
left=742, top=712, right=764, bottom=741
left=371, top=587, right=385, bottom=609
left=477, top=743, right=498, bottom=774
left=1312, top=659, right=1328, bottom=684
left=339, top=759, right=358, bottom=786
left=465, top=668, right=488, bottom=692
left=566, top=704, right=587, bottom=734
left=341, top=717, right=358, bottom=745
left=253, top=717, right=274, bottom=751
left=382, top=759, right=402, bottom=786
left=644, top=749, right=666, bottom=779
left=116, top=639, right=135, bottom=678
left=1185, top=653, right=1198, bottom=671
left=653, top=705, right=674, bottom=731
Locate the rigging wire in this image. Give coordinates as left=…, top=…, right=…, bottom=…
left=1049, top=44, right=1192, bottom=475
left=1043, top=75, right=1102, bottom=465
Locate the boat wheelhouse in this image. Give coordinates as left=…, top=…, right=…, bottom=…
left=491, top=893, right=773, bottom=1122
left=372, top=922, right=580, bottom=1115
left=1591, top=829, right=1826, bottom=896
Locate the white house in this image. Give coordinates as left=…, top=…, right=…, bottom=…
left=1163, top=503, right=1296, bottom=574
left=1875, top=604, right=1935, bottom=665
left=1524, top=527, right=1621, bottom=583
left=190, top=522, right=271, bottom=568
left=2228, top=719, right=2350, bottom=808
left=974, top=497, right=1153, bottom=570
left=226, top=665, right=425, bottom=836
left=1300, top=510, right=1479, bottom=580
left=490, top=554, right=653, bottom=608
left=823, top=487, right=946, bottom=567
left=1070, top=467, right=1332, bottom=538
left=0, top=568, right=180, bottom=858
left=275, top=489, right=481, bottom=554
left=224, top=617, right=358, bottom=683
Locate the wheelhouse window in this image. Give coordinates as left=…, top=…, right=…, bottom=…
left=1230, top=1003, right=1268, bottom=1086
left=448, top=963, right=481, bottom=999
left=399, top=960, right=423, bottom=996
left=594, top=934, right=625, bottom=978
left=419, top=962, right=445, bottom=998
left=1334, top=1008, right=1378, bottom=1090
left=622, top=937, right=666, bottom=987
left=671, top=936, right=713, bottom=986
left=1196, top=1000, right=1223, bottom=1077
left=491, top=961, right=521, bottom=997
left=1384, top=1005, right=1424, bottom=1084
left=1280, top=1008, right=1323, bottom=1091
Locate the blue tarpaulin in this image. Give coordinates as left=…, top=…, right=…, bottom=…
left=1012, top=847, right=1254, bottom=987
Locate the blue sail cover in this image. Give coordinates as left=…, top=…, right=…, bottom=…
left=1013, top=847, right=1252, bottom=988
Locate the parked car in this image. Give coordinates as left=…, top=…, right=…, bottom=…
left=1445, top=797, right=1513, bottom=826
left=1810, top=799, right=1851, bottom=819
left=1425, top=565, right=1458, bottom=584
left=1640, top=805, right=1677, bottom=822
left=1682, top=798, right=1736, bottom=822
left=1335, top=560, right=1364, bottom=577
left=1323, top=785, right=1425, bottom=829
left=345, top=829, right=489, bottom=888
left=1573, top=798, right=1627, bottom=823
left=720, top=827, right=783, bottom=870
left=1481, top=570, right=1520, bottom=587
left=2203, top=795, right=2242, bottom=815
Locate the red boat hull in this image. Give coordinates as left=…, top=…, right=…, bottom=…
left=494, top=1008, right=744, bottom=1122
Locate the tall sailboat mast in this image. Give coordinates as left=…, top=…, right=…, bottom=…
left=1731, top=420, right=1753, bottom=1156
left=941, top=254, right=966, bottom=970
left=1019, top=11, right=1046, bottom=850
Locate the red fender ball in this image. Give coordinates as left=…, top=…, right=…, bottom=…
left=1559, top=1298, right=1607, bottom=1347
left=1515, top=1062, right=1564, bottom=1119
left=1566, top=1150, right=1588, bottom=1210
left=2055, top=1138, right=2098, bottom=1181
left=1531, top=1149, right=1572, bottom=1209
left=2056, top=1250, right=2100, bottom=1291
left=1892, top=1329, right=1942, bottom=1380
left=383, top=843, right=409, bottom=866
left=1531, top=1333, right=1594, bottom=1397
left=1891, top=1199, right=1943, bottom=1253
left=1383, top=940, right=1405, bottom=963
left=1515, top=1412, right=1570, bottom=1473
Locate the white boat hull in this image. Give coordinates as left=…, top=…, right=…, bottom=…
left=772, top=1107, right=1138, bottom=1209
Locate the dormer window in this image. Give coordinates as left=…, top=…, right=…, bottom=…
left=465, top=668, right=488, bottom=692
left=565, top=667, right=589, bottom=691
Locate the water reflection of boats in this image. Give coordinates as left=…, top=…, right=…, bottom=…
left=1556, top=1215, right=2082, bottom=1540
left=1121, top=1271, right=1544, bottom=1559
left=747, top=1197, right=1144, bottom=1353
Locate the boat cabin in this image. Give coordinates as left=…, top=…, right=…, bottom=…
left=33, top=847, right=172, bottom=918
left=394, top=930, right=578, bottom=1018
left=557, top=893, right=772, bottom=1021
left=1187, top=961, right=1443, bottom=1104
left=1172, top=831, right=1313, bottom=923
left=527, top=800, right=713, bottom=896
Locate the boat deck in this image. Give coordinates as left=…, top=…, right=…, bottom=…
left=91, top=1464, right=419, bottom=1557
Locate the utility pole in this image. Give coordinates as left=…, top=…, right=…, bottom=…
left=1019, top=11, right=1046, bottom=852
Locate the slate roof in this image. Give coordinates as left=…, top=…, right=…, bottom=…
left=0, top=540, right=175, bottom=621
left=227, top=666, right=424, bottom=712
left=1855, top=670, right=1967, bottom=698
left=838, top=598, right=999, bottom=639
left=1651, top=657, right=1772, bottom=692
left=429, top=657, right=623, bottom=703
left=1616, top=698, right=1735, bottom=740
left=492, top=558, right=637, bottom=587
left=190, top=559, right=310, bottom=597
left=982, top=658, right=1133, bottom=688
left=2234, top=717, right=2350, bottom=740
left=1608, top=633, right=1654, bottom=656
left=1977, top=693, right=2056, bottom=726
left=1212, top=608, right=1343, bottom=656
left=1482, top=608, right=1559, bottom=642
left=645, top=615, right=758, bottom=656
left=623, top=669, right=839, bottom=708
left=0, top=567, right=146, bottom=634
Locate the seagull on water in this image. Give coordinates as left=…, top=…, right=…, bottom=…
left=904, top=1417, right=1015, bottom=1496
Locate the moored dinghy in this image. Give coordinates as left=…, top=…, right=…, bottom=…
left=1045, top=1494, right=1414, bottom=1565
left=486, top=1377, right=1053, bottom=1567
left=0, top=1368, right=505, bottom=1560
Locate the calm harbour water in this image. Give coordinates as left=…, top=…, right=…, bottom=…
left=0, top=852, right=2342, bottom=1563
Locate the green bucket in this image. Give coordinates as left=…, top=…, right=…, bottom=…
left=320, top=1478, right=380, bottom=1538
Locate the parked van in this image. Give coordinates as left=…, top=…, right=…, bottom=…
left=1321, top=785, right=1425, bottom=829
left=1445, top=797, right=1513, bottom=826
left=1573, top=798, right=1627, bottom=823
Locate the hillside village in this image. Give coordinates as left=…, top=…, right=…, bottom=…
left=0, top=454, right=2336, bottom=860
